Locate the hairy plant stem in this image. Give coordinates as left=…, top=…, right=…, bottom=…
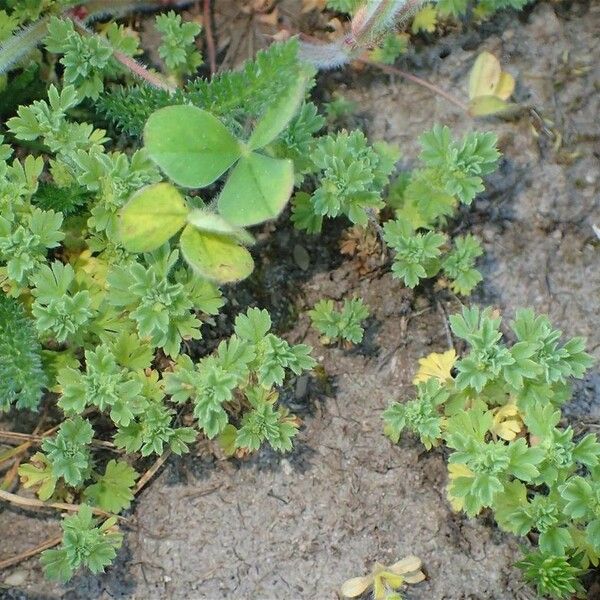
left=70, top=16, right=176, bottom=91
left=299, top=0, right=435, bottom=69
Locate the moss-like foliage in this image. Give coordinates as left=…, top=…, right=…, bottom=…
left=0, top=292, right=46, bottom=411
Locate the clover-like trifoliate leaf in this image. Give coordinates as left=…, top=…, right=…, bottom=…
left=144, top=105, right=241, bottom=188
left=217, top=153, right=294, bottom=227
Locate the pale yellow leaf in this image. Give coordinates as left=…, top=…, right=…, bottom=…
left=413, top=349, right=457, bottom=385
left=340, top=575, right=373, bottom=598
left=495, top=71, right=515, bottom=100
left=446, top=463, right=474, bottom=512
left=491, top=403, right=522, bottom=441
left=404, top=571, right=426, bottom=584
left=468, top=95, right=516, bottom=117
left=388, top=555, right=422, bottom=575
left=468, top=51, right=501, bottom=100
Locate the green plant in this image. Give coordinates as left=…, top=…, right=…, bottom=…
left=155, top=10, right=202, bottom=78
left=0, top=0, right=541, bottom=590
left=166, top=308, right=315, bottom=450
left=309, top=298, right=370, bottom=345
left=40, top=504, right=123, bottom=582
left=383, top=307, right=596, bottom=598
left=0, top=291, right=47, bottom=410
left=0, top=24, right=322, bottom=583
left=292, top=130, right=399, bottom=232
left=117, top=52, right=315, bottom=283
left=383, top=125, right=498, bottom=293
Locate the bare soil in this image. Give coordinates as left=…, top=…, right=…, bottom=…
left=1, top=1, right=599, bottom=599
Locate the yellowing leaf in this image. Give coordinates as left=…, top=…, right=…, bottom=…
left=468, top=52, right=517, bottom=117
left=217, top=424, right=238, bottom=457
left=411, top=4, right=437, bottom=34
left=495, top=71, right=515, bottom=100
left=446, top=462, right=474, bottom=512
left=413, top=349, right=456, bottom=385
left=491, top=403, right=522, bottom=441
left=340, top=574, right=373, bottom=598
left=118, top=182, right=188, bottom=253
left=18, top=453, right=57, bottom=501
left=341, top=556, right=425, bottom=599
left=373, top=571, right=404, bottom=599
left=179, top=225, right=254, bottom=284
left=388, top=555, right=422, bottom=575
left=468, top=51, right=501, bottom=100
left=468, top=95, right=517, bottom=117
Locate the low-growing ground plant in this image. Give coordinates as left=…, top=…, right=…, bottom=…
left=309, top=298, right=370, bottom=345
left=383, top=307, right=596, bottom=598
left=0, top=0, right=540, bottom=589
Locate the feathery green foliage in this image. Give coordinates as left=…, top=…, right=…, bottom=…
left=0, top=292, right=47, bottom=410
left=98, top=39, right=306, bottom=136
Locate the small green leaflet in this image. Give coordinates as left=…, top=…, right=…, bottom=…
left=83, top=459, right=138, bottom=513
left=119, top=182, right=189, bottom=252
left=144, top=105, right=241, bottom=188
left=218, top=153, right=294, bottom=227
left=179, top=225, right=254, bottom=283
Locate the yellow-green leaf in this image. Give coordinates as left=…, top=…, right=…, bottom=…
left=411, top=4, right=437, bottom=34
left=468, top=95, right=517, bottom=117
left=495, top=71, right=515, bottom=100
left=248, top=65, right=312, bottom=151
left=179, top=225, right=254, bottom=283
left=468, top=51, right=501, bottom=100
left=217, top=424, right=238, bottom=457
left=18, top=453, right=57, bottom=501
left=186, top=209, right=254, bottom=245
left=119, top=182, right=188, bottom=252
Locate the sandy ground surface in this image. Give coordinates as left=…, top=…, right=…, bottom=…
left=1, top=1, right=599, bottom=599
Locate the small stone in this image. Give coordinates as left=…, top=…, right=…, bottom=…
left=4, top=570, right=27, bottom=587
left=293, top=244, right=310, bottom=271
left=295, top=374, right=309, bottom=399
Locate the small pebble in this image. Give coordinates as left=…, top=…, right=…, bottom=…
left=4, top=570, right=27, bottom=587
left=295, top=374, right=309, bottom=399
left=293, top=244, right=310, bottom=271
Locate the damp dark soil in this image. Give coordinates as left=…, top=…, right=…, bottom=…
left=1, top=1, right=599, bottom=599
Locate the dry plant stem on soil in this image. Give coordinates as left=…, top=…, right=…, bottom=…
left=0, top=450, right=172, bottom=571
left=298, top=29, right=466, bottom=110
left=0, top=430, right=117, bottom=450
left=0, top=489, right=128, bottom=522
left=362, top=59, right=469, bottom=112
left=203, top=0, right=217, bottom=74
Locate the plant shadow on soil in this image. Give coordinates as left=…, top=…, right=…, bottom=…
left=2, top=1, right=600, bottom=598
